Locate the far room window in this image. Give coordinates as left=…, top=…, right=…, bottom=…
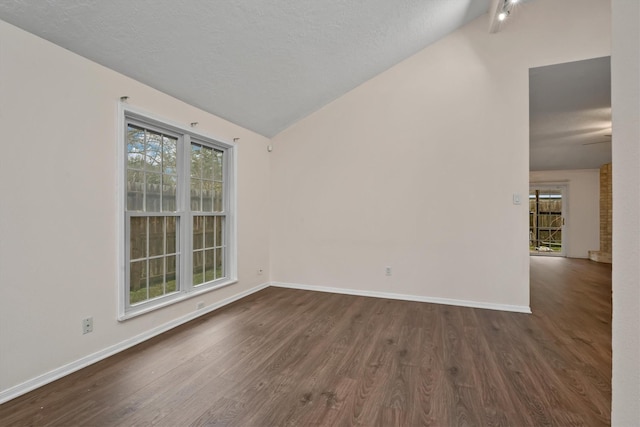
left=120, top=107, right=237, bottom=319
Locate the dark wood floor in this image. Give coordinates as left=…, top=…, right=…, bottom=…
left=1, top=257, right=611, bottom=426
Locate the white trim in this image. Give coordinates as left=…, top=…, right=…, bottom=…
left=0, top=282, right=269, bottom=405
left=117, top=101, right=126, bottom=319
left=228, top=144, right=238, bottom=281
left=118, top=279, right=238, bottom=321
left=271, top=281, right=532, bottom=314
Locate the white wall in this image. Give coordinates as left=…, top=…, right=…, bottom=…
left=270, top=0, right=610, bottom=310
left=611, top=0, right=640, bottom=424
left=0, top=20, right=271, bottom=398
left=529, top=169, right=600, bottom=258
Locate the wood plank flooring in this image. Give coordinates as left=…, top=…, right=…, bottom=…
left=0, top=257, right=612, bottom=426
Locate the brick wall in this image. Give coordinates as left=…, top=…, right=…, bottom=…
left=589, top=163, right=612, bottom=263
left=600, top=163, right=612, bottom=254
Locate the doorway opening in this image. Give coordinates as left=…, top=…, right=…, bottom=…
left=529, top=56, right=611, bottom=260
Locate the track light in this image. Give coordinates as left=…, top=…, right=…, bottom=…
left=490, top=0, right=520, bottom=32
left=496, top=0, right=516, bottom=23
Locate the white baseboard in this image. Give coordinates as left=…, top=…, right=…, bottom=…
left=0, top=282, right=270, bottom=405
left=271, top=281, right=532, bottom=314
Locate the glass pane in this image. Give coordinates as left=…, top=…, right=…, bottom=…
left=193, top=251, right=204, bottom=285
left=205, top=217, right=215, bottom=248
left=127, top=126, right=145, bottom=170
left=146, top=132, right=162, bottom=173
left=148, top=258, right=165, bottom=298
left=191, top=178, right=202, bottom=211
left=163, top=136, right=177, bottom=175
left=193, top=216, right=204, bottom=250
left=214, top=150, right=223, bottom=181
left=127, top=170, right=144, bottom=211
left=130, top=260, right=148, bottom=304
left=215, top=216, right=223, bottom=247
left=202, top=181, right=214, bottom=212
left=166, top=255, right=177, bottom=293
left=530, top=188, right=563, bottom=254
left=146, top=173, right=162, bottom=212
left=166, top=217, right=177, bottom=254
left=149, top=217, right=164, bottom=257
left=215, top=247, right=224, bottom=279
left=127, top=150, right=145, bottom=170
left=191, top=144, right=202, bottom=178
left=214, top=182, right=223, bottom=212
left=202, top=146, right=214, bottom=180
left=162, top=174, right=177, bottom=212
left=204, top=249, right=215, bottom=282
left=130, top=217, right=147, bottom=260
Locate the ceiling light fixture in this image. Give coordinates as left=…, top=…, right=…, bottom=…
left=490, top=0, right=522, bottom=33
left=497, top=0, right=516, bottom=23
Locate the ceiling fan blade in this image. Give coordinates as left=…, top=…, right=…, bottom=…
left=582, top=140, right=611, bottom=146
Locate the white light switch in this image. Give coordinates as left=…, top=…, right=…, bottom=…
left=513, top=193, right=521, bottom=205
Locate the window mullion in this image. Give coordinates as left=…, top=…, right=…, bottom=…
left=125, top=212, right=132, bottom=309
left=181, top=134, right=193, bottom=292
left=162, top=218, right=167, bottom=295
left=224, top=149, right=228, bottom=279
left=145, top=217, right=150, bottom=301
left=143, top=130, right=148, bottom=212
left=223, top=147, right=232, bottom=279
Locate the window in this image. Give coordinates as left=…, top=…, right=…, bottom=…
left=119, top=107, right=236, bottom=319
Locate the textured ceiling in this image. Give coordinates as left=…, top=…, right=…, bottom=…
left=529, top=57, right=612, bottom=171
left=0, top=0, right=491, bottom=137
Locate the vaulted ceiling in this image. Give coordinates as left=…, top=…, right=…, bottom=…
left=0, top=1, right=611, bottom=171
left=0, top=0, right=491, bottom=137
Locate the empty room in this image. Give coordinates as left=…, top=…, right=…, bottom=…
left=0, top=0, right=638, bottom=425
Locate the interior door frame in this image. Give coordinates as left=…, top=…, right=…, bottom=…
left=529, top=183, right=568, bottom=257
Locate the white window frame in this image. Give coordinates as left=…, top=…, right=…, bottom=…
left=117, top=103, right=237, bottom=320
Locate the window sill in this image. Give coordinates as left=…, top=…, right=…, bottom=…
left=118, top=278, right=238, bottom=321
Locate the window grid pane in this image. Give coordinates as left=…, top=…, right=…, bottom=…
left=215, top=247, right=224, bottom=279
left=191, top=178, right=202, bottom=211
left=127, top=125, right=178, bottom=213
left=129, top=215, right=180, bottom=305
left=193, top=214, right=226, bottom=286
left=191, top=143, right=224, bottom=214
left=129, top=260, right=148, bottom=305
left=163, top=174, right=177, bottom=211
left=204, top=249, right=215, bottom=282
left=146, top=132, right=162, bottom=173
left=130, top=216, right=147, bottom=260
left=192, top=250, right=204, bottom=286
left=127, top=170, right=144, bottom=211
left=166, top=255, right=177, bottom=293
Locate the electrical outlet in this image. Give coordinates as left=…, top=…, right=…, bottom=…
left=385, top=266, right=392, bottom=276
left=82, top=317, right=93, bottom=334
left=196, top=301, right=205, bottom=310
